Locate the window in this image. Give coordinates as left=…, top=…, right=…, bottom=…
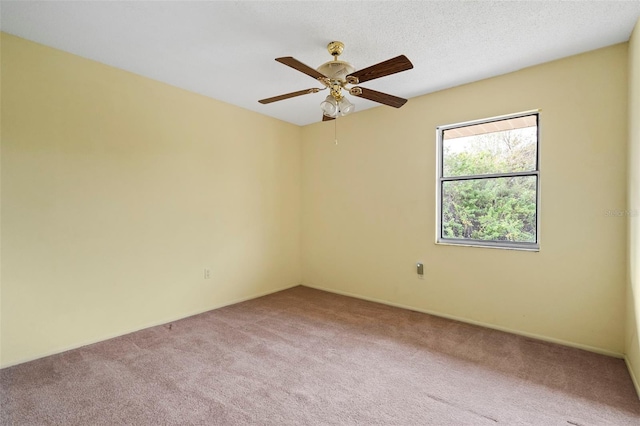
left=436, top=111, right=540, bottom=250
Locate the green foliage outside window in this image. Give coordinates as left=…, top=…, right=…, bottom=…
left=441, top=126, right=537, bottom=243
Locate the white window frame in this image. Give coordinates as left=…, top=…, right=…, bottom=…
left=436, top=110, right=540, bottom=251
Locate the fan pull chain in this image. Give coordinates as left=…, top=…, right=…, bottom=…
left=334, top=117, right=338, bottom=146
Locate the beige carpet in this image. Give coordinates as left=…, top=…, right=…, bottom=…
left=1, top=286, right=639, bottom=425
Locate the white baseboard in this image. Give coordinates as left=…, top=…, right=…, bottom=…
left=1, top=282, right=300, bottom=369
left=5, top=281, right=628, bottom=373
left=301, top=283, right=624, bottom=359
left=624, top=356, right=640, bottom=400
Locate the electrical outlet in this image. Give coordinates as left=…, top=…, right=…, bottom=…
left=204, top=268, right=211, bottom=279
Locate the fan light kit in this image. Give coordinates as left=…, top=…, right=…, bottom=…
left=259, top=41, right=414, bottom=121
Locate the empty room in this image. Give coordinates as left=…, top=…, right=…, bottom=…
left=2, top=1, right=640, bottom=424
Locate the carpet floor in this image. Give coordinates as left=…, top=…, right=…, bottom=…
left=1, top=286, right=639, bottom=425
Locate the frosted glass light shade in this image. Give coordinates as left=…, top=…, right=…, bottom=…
left=320, top=95, right=338, bottom=117
left=338, top=97, right=355, bottom=116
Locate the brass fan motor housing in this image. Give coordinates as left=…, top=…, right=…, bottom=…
left=316, top=60, right=355, bottom=82
left=317, top=41, right=354, bottom=102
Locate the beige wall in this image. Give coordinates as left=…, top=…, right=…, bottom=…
left=1, top=31, right=634, bottom=370
left=302, top=44, right=628, bottom=355
left=0, top=34, right=302, bottom=367
left=627, top=17, right=640, bottom=395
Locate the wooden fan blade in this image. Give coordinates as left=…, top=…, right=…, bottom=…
left=275, top=57, right=326, bottom=80
left=346, top=55, right=413, bottom=84
left=259, top=88, right=320, bottom=104
left=322, top=114, right=335, bottom=121
left=350, top=87, right=408, bottom=108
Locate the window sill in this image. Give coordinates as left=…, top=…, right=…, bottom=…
left=435, top=240, right=540, bottom=252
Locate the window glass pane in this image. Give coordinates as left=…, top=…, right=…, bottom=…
left=442, top=176, right=537, bottom=243
left=442, top=117, right=537, bottom=177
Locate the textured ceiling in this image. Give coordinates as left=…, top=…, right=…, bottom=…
left=2, top=1, right=640, bottom=126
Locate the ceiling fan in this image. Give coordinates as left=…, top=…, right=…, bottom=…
left=258, top=41, right=413, bottom=121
